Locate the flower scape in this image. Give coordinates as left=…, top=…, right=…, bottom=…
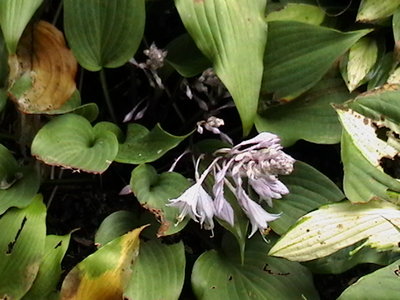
left=168, top=131, right=296, bottom=238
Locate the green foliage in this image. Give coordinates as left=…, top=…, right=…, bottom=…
left=64, top=0, right=145, bottom=71
left=175, top=0, right=267, bottom=134
left=192, top=235, right=319, bottom=300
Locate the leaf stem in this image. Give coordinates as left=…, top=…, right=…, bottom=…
left=99, top=69, right=117, bottom=123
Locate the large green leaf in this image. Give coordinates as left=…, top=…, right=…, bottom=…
left=269, top=200, right=400, bottom=262
left=0, top=195, right=46, bottom=299
left=130, top=164, right=191, bottom=236
left=0, top=0, right=43, bottom=54
left=269, top=161, right=345, bottom=235
left=338, top=259, right=400, bottom=299
left=64, top=0, right=145, bottom=71
left=357, top=0, right=400, bottom=23
left=256, top=77, right=351, bottom=146
left=262, top=21, right=370, bottom=100
left=125, top=240, right=185, bottom=300
left=335, top=87, right=400, bottom=204
left=22, top=234, right=71, bottom=300
left=174, top=0, right=267, bottom=134
left=31, top=114, right=119, bottom=174
left=192, top=235, right=319, bottom=300
left=115, top=123, right=189, bottom=164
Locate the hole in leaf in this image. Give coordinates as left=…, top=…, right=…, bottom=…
left=375, top=126, right=390, bottom=142
left=54, top=240, right=63, bottom=249
left=228, top=275, right=233, bottom=281
left=6, top=217, right=27, bottom=254
left=380, top=156, right=400, bottom=179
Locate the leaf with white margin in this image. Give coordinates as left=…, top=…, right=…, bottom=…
left=335, top=86, right=400, bottom=204
left=174, top=0, right=267, bottom=134
left=269, top=200, right=400, bottom=262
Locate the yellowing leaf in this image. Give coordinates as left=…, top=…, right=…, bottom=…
left=269, top=200, right=400, bottom=262
left=8, top=21, right=77, bottom=113
left=60, top=226, right=147, bottom=300
left=346, top=37, right=378, bottom=91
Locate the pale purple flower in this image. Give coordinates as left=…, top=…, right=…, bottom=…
left=197, top=116, right=233, bottom=145
left=167, top=131, right=295, bottom=239
left=168, top=182, right=215, bottom=230
left=233, top=175, right=280, bottom=237
left=212, top=164, right=234, bottom=226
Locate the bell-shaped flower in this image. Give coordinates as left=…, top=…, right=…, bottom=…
left=168, top=182, right=215, bottom=231
left=234, top=175, right=280, bottom=237
left=212, top=164, right=234, bottom=226
left=249, top=176, right=289, bottom=207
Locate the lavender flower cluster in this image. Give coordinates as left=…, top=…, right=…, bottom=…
left=168, top=131, right=295, bottom=238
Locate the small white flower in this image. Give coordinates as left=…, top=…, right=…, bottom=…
left=234, top=176, right=280, bottom=237
left=212, top=164, right=234, bottom=226
left=168, top=182, right=215, bottom=230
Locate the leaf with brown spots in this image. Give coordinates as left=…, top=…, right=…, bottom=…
left=8, top=21, right=77, bottom=113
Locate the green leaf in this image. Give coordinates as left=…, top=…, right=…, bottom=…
left=175, top=0, right=267, bottom=134
left=269, top=161, right=345, bottom=235
left=0, top=89, right=6, bottom=112
left=335, top=87, right=400, bottom=204
left=95, top=211, right=139, bottom=247
left=367, top=52, right=394, bottom=89
left=22, top=234, right=71, bottom=300
left=125, top=240, right=185, bottom=300
left=192, top=235, right=319, bottom=300
left=256, top=77, right=351, bottom=146
left=0, top=32, right=8, bottom=88
left=0, top=144, right=20, bottom=189
left=269, top=200, right=400, bottom=262
left=0, top=0, right=43, bottom=54
left=130, top=164, right=191, bottom=236
left=31, top=114, right=119, bottom=174
left=115, top=123, right=189, bottom=164
left=357, top=0, right=400, bottom=23
left=0, top=166, right=40, bottom=215
left=304, top=241, right=400, bottom=274
left=0, top=195, right=46, bottom=299
left=338, top=259, right=400, bottom=299
left=64, top=0, right=145, bottom=71
left=345, top=37, right=378, bottom=91
left=166, top=34, right=211, bottom=78
left=266, top=3, right=325, bottom=25
left=262, top=21, right=370, bottom=100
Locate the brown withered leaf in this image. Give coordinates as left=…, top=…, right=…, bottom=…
left=8, top=20, right=77, bottom=113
